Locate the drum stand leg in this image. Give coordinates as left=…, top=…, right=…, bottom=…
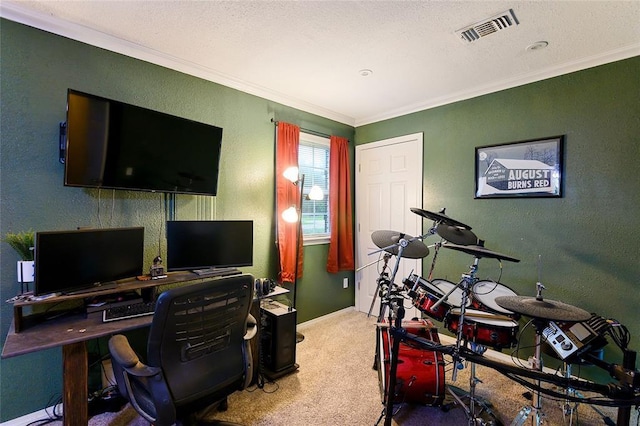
left=446, top=359, right=503, bottom=426
left=511, top=323, right=545, bottom=426
left=558, top=362, right=616, bottom=426
left=380, top=305, right=406, bottom=426
left=561, top=363, right=578, bottom=426
left=372, top=241, right=412, bottom=426
left=443, top=260, right=501, bottom=425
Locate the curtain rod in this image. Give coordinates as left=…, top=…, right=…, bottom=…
left=271, top=118, right=332, bottom=140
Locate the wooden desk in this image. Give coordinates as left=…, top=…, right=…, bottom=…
left=10, top=270, right=201, bottom=333
left=1, top=271, right=233, bottom=425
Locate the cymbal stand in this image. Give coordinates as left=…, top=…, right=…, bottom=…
left=373, top=235, right=415, bottom=321
left=372, top=239, right=407, bottom=426
left=403, top=222, right=441, bottom=297
left=427, top=241, right=442, bottom=281
left=512, top=282, right=547, bottom=426
left=558, top=362, right=616, bottom=426
left=561, top=362, right=578, bottom=425
left=432, top=257, right=501, bottom=425
left=367, top=252, right=392, bottom=318
left=422, top=218, right=442, bottom=280
left=380, top=295, right=406, bottom=426
left=429, top=257, right=480, bottom=381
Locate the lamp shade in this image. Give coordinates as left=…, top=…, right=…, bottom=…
left=282, top=206, right=299, bottom=223
left=308, top=185, right=324, bottom=201
left=283, top=166, right=300, bottom=183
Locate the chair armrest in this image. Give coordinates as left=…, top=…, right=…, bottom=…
left=109, top=334, right=139, bottom=368
left=244, top=313, right=257, bottom=340
left=109, top=334, right=161, bottom=378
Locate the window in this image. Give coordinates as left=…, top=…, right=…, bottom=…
left=299, top=132, right=330, bottom=243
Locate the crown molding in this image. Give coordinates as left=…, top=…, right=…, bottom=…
left=0, top=2, right=355, bottom=127
left=3, top=2, right=638, bottom=129
left=355, top=44, right=640, bottom=127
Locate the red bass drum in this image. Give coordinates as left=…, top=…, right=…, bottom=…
left=377, top=319, right=445, bottom=406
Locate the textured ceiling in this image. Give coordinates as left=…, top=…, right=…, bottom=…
left=2, top=1, right=639, bottom=126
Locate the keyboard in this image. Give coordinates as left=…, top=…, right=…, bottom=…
left=103, top=300, right=156, bottom=322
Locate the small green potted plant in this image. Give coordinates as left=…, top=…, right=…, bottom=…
left=3, top=230, right=35, bottom=287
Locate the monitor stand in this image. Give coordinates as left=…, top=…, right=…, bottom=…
left=65, top=281, right=118, bottom=295
left=192, top=267, right=241, bottom=277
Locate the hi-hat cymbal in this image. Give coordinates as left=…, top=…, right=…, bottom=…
left=436, top=223, right=478, bottom=246
left=410, top=208, right=471, bottom=230
left=371, top=230, right=430, bottom=259
left=441, top=243, right=520, bottom=262
left=495, top=295, right=591, bottom=322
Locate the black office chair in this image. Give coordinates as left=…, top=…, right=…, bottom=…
left=108, top=274, right=257, bottom=426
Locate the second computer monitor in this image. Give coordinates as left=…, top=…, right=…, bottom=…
left=166, top=220, right=253, bottom=272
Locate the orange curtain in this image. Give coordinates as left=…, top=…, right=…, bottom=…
left=276, top=122, right=302, bottom=283
left=327, top=135, right=354, bottom=273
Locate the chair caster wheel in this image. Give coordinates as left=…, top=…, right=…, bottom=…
left=218, top=398, right=229, bottom=412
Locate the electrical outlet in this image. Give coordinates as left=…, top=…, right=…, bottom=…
left=343, top=278, right=349, bottom=289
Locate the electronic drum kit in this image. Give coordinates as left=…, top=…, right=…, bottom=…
left=368, top=208, right=639, bottom=426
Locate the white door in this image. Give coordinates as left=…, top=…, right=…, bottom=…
left=355, top=133, right=423, bottom=320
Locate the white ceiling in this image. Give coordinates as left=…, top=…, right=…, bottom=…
left=2, top=1, right=639, bottom=126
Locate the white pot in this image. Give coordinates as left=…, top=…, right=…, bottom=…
left=17, top=260, right=35, bottom=283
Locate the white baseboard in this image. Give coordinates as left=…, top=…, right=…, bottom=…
left=1, top=406, right=60, bottom=426
left=297, top=306, right=355, bottom=330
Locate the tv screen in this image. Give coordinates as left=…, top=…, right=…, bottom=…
left=64, top=89, right=223, bottom=195
left=166, top=220, right=253, bottom=272
left=34, top=227, right=144, bottom=296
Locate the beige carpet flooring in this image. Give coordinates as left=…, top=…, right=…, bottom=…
left=56, top=308, right=636, bottom=425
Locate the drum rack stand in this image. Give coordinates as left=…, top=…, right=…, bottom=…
left=371, top=229, right=503, bottom=426
left=432, top=257, right=503, bottom=426
left=370, top=236, right=413, bottom=426
left=556, top=362, right=616, bottom=426
left=377, top=298, right=407, bottom=426
left=510, top=319, right=546, bottom=426
left=446, top=379, right=502, bottom=426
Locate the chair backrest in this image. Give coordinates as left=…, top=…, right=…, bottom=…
left=147, top=273, right=254, bottom=408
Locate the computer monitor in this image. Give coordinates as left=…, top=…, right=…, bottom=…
left=166, top=220, right=253, bottom=272
left=34, top=227, right=144, bottom=296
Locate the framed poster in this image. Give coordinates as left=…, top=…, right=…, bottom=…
left=475, top=136, right=564, bottom=199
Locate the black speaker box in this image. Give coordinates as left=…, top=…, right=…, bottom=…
left=260, top=300, right=296, bottom=373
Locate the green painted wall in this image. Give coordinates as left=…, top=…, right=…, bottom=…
left=357, top=57, right=640, bottom=378
left=0, top=20, right=354, bottom=421
left=2, top=16, right=638, bottom=422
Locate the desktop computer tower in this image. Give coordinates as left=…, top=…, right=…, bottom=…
left=260, top=300, right=297, bottom=373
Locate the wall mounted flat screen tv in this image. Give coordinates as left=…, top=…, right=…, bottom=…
left=34, top=227, right=144, bottom=296
left=166, top=220, right=253, bottom=272
left=64, top=89, right=223, bottom=195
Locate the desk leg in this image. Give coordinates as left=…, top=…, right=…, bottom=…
left=62, top=342, right=88, bottom=426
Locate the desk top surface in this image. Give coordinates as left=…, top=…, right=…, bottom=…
left=2, top=310, right=152, bottom=358
left=2, top=273, right=290, bottom=359
left=11, top=270, right=210, bottom=307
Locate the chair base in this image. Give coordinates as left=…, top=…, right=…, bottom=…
left=185, top=397, right=245, bottom=426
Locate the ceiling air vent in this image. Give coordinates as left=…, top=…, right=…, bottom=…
left=456, top=9, right=519, bottom=43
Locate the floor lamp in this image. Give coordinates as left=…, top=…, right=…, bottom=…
left=282, top=167, right=324, bottom=343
